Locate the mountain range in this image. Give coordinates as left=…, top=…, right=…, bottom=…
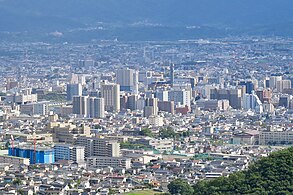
left=1, top=0, right=293, bottom=41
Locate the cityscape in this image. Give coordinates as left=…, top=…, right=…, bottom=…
left=0, top=1, right=293, bottom=195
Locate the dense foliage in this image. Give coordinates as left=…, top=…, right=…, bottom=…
left=168, top=147, right=293, bottom=195
left=168, top=179, right=194, bottom=195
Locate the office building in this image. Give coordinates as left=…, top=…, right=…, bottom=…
left=155, top=89, right=169, bottom=101
left=170, top=63, right=174, bottom=85
left=238, top=80, right=255, bottom=94
left=168, top=89, right=191, bottom=109
left=116, top=68, right=138, bottom=94
left=158, top=101, right=175, bottom=114
left=88, top=97, right=105, bottom=118
left=67, top=83, right=82, bottom=101
left=269, top=75, right=282, bottom=90
left=276, top=80, right=291, bottom=93
left=144, top=97, right=158, bottom=118
left=101, top=82, right=120, bottom=112
left=210, top=88, right=242, bottom=109
left=127, top=94, right=138, bottom=111
left=242, top=91, right=263, bottom=113
left=72, top=96, right=88, bottom=116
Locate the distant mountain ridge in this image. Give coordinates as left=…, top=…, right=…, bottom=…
left=1, top=0, right=293, bottom=41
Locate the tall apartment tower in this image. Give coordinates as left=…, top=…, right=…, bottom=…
left=88, top=97, right=105, bottom=118
left=170, top=63, right=175, bottom=85
left=144, top=97, right=158, bottom=118
left=116, top=68, right=139, bottom=94
left=67, top=83, right=82, bottom=101
left=101, top=82, right=120, bottom=112
left=72, top=96, right=88, bottom=116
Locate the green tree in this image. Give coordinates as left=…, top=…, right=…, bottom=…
left=168, top=179, right=194, bottom=195
left=159, top=127, right=176, bottom=139
left=140, top=128, right=153, bottom=137
left=192, top=146, right=293, bottom=195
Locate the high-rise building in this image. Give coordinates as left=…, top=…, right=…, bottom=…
left=170, top=63, right=174, bottom=85
left=116, top=68, right=138, bottom=94
left=67, top=83, right=82, bottom=101
left=144, top=97, right=158, bottom=118
left=279, top=96, right=290, bottom=108
left=168, top=89, right=191, bottom=109
left=276, top=80, right=291, bottom=92
left=156, top=89, right=169, bottom=101
left=88, top=97, right=105, bottom=118
left=242, top=91, right=263, bottom=113
left=127, top=94, right=138, bottom=111
left=269, top=75, right=282, bottom=90
left=256, top=88, right=272, bottom=103
left=158, top=101, right=175, bottom=114
left=101, top=82, right=120, bottom=112
left=72, top=96, right=88, bottom=116
left=210, top=88, right=242, bottom=109
left=238, top=80, right=255, bottom=94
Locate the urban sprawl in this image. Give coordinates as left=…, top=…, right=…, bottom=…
left=0, top=37, right=292, bottom=194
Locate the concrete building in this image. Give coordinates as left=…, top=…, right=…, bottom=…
left=148, top=115, right=164, bottom=127
left=87, top=156, right=131, bottom=169
left=9, top=144, right=55, bottom=164
left=54, top=144, right=85, bottom=163
left=20, top=101, right=49, bottom=116
left=0, top=155, right=30, bottom=166
left=72, top=96, right=88, bottom=117
left=76, top=137, right=120, bottom=158
left=259, top=130, right=293, bottom=145
left=101, top=82, right=120, bottom=112
left=67, top=83, right=82, bottom=101
left=144, top=97, right=158, bottom=118
left=88, top=97, right=105, bottom=118
left=168, top=89, right=191, bottom=109
left=210, top=88, right=242, bottom=109
left=276, top=80, right=291, bottom=93
left=116, top=68, right=138, bottom=94
left=158, top=101, right=175, bottom=114
left=242, top=91, right=263, bottom=113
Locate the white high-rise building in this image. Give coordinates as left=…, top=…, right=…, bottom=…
left=116, top=68, right=139, bottom=94
left=101, top=82, right=120, bottom=112
left=242, top=91, right=263, bottom=113
left=67, top=83, right=82, bottom=101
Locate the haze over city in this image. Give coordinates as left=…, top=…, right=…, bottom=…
left=0, top=1, right=292, bottom=195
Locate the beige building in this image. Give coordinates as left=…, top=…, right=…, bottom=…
left=87, top=156, right=131, bottom=169
left=259, top=130, right=293, bottom=145
left=76, top=137, right=120, bottom=158
left=0, top=155, right=30, bottom=166
left=101, top=82, right=120, bottom=112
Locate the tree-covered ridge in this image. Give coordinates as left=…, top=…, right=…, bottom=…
left=168, top=147, right=293, bottom=195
